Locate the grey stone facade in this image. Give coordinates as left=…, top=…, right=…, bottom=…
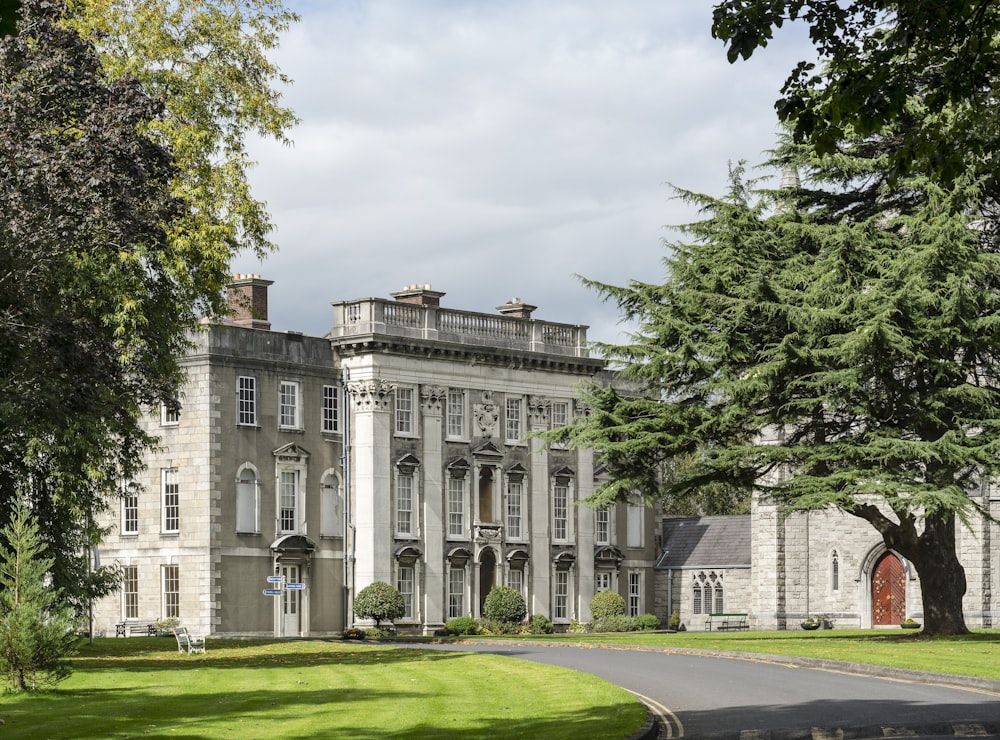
left=92, top=281, right=660, bottom=637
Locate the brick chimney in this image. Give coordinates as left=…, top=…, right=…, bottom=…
left=497, top=298, right=537, bottom=319
left=391, top=284, right=445, bottom=307
left=227, top=274, right=273, bottom=330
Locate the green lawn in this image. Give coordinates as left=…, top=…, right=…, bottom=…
left=6, top=629, right=1000, bottom=738
left=454, top=627, right=1000, bottom=680
left=1, top=638, right=645, bottom=739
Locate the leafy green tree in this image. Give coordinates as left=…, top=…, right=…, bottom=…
left=561, top=131, right=1000, bottom=636
left=353, top=581, right=405, bottom=628
left=482, top=586, right=527, bottom=625
left=0, top=0, right=195, bottom=608
left=67, top=0, right=299, bottom=275
left=0, top=0, right=19, bottom=36
left=0, top=498, right=79, bottom=692
left=711, top=1, right=1000, bottom=184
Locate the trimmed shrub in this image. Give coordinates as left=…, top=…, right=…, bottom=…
left=365, top=626, right=395, bottom=639
left=634, top=613, right=661, bottom=631
left=341, top=627, right=367, bottom=640
left=568, top=620, right=590, bottom=634
left=589, top=590, right=626, bottom=621
left=593, top=614, right=635, bottom=633
left=481, top=619, right=522, bottom=635
left=482, top=586, right=527, bottom=625
left=445, top=616, right=480, bottom=636
left=527, top=614, right=554, bottom=635
left=353, top=581, right=405, bottom=627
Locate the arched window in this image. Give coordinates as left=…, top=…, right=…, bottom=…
left=692, top=581, right=703, bottom=615
left=320, top=471, right=341, bottom=537
left=831, top=550, right=840, bottom=592
left=236, top=465, right=259, bottom=533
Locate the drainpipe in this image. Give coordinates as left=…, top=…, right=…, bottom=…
left=666, top=568, right=673, bottom=629
left=341, top=366, right=354, bottom=630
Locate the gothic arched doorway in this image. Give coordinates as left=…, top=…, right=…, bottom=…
left=871, top=552, right=906, bottom=625
left=479, top=548, right=496, bottom=613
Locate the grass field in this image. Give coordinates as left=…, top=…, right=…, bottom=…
left=5, top=629, right=1000, bottom=738
left=0, top=638, right=645, bottom=739
left=455, top=627, right=1000, bottom=680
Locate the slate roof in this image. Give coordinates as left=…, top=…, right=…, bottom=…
left=655, top=515, right=751, bottom=569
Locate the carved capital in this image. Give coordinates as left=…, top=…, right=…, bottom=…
left=527, top=395, right=551, bottom=428
left=420, top=384, right=448, bottom=415
left=348, top=379, right=395, bottom=412
left=574, top=400, right=592, bottom=418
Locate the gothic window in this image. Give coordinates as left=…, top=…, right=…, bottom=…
left=832, top=550, right=840, bottom=592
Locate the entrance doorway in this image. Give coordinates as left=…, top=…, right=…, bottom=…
left=281, top=564, right=300, bottom=636
left=871, top=552, right=906, bottom=625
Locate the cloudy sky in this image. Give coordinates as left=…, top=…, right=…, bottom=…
left=242, top=1, right=814, bottom=345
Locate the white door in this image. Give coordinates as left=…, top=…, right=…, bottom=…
left=282, top=564, right=300, bottom=636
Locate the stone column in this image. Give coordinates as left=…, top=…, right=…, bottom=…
left=420, top=385, right=447, bottom=633
left=575, top=446, right=596, bottom=622
left=528, top=396, right=551, bottom=618
left=349, top=379, right=394, bottom=589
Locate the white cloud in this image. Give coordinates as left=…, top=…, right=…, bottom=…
left=242, top=0, right=815, bottom=344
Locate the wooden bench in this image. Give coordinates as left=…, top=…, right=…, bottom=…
left=172, top=627, right=206, bottom=655
left=115, top=621, right=157, bottom=637
left=704, top=613, right=749, bottom=631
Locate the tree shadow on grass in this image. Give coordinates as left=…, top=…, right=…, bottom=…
left=5, top=680, right=643, bottom=740
left=71, top=638, right=466, bottom=672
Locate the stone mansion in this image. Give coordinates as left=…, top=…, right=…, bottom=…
left=92, top=278, right=1000, bottom=636
left=92, top=278, right=659, bottom=637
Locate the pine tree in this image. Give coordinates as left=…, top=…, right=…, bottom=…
left=560, top=136, right=1000, bottom=636
left=0, top=498, right=79, bottom=691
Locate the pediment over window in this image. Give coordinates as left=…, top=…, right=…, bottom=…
left=472, top=440, right=504, bottom=459
left=506, top=462, right=529, bottom=482
left=594, top=546, right=625, bottom=566
left=447, top=457, right=471, bottom=478
left=447, top=546, right=473, bottom=566
left=396, top=453, right=421, bottom=474
left=270, top=534, right=318, bottom=553
left=394, top=544, right=422, bottom=565
left=273, top=443, right=310, bottom=462
left=506, top=548, right=529, bottom=567
left=552, top=548, right=576, bottom=570
left=552, top=466, right=575, bottom=484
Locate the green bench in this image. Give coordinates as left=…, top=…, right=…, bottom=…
left=704, top=612, right=749, bottom=631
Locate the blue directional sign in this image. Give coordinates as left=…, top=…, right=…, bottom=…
left=263, top=588, right=282, bottom=596
left=266, top=575, right=285, bottom=583
left=286, top=583, right=305, bottom=590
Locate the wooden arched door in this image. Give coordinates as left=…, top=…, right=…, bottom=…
left=871, top=552, right=906, bottom=625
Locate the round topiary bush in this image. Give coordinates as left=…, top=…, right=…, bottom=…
left=482, top=586, right=527, bottom=625
left=353, top=581, right=405, bottom=627
left=590, top=590, right=626, bottom=621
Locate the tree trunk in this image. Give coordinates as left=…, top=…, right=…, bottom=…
left=895, top=511, right=969, bottom=637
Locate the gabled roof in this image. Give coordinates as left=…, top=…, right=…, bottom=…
left=655, top=515, right=751, bottom=569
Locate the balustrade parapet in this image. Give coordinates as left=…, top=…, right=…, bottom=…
left=329, top=298, right=590, bottom=358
